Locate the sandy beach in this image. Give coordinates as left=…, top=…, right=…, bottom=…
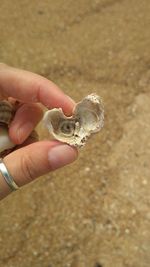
left=0, top=0, right=150, bottom=266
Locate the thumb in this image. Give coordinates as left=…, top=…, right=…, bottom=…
left=0, top=141, right=78, bottom=200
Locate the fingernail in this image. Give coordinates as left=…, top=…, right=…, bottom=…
left=16, top=122, right=33, bottom=143
left=48, top=144, right=77, bottom=170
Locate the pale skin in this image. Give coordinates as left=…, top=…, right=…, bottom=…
left=0, top=63, right=78, bottom=200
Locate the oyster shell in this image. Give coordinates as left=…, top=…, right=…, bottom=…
left=43, top=94, right=104, bottom=147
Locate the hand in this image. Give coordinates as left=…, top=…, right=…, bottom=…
left=0, top=64, right=78, bottom=200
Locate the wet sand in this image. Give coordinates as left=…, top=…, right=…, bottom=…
left=0, top=0, right=150, bottom=266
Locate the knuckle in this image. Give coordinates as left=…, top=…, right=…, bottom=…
left=21, top=154, right=37, bottom=182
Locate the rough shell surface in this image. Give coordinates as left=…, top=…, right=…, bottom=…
left=0, top=101, right=14, bottom=125
left=43, top=94, right=104, bottom=147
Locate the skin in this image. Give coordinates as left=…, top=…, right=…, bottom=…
left=0, top=63, right=78, bottom=200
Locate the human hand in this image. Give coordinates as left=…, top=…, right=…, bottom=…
left=0, top=64, right=78, bottom=200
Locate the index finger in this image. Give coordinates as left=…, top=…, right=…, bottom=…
left=0, top=64, right=75, bottom=114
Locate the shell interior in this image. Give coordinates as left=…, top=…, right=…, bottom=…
left=43, top=94, right=104, bottom=147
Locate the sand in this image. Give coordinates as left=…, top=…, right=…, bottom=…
left=0, top=0, right=150, bottom=266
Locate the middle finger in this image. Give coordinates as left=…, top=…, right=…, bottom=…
left=9, top=103, right=43, bottom=144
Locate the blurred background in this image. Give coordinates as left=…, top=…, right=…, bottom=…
left=0, top=0, right=150, bottom=266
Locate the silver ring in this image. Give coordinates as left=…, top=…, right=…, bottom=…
left=0, top=158, right=19, bottom=191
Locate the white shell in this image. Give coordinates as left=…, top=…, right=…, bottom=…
left=43, top=94, right=104, bottom=147
left=0, top=127, right=15, bottom=153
